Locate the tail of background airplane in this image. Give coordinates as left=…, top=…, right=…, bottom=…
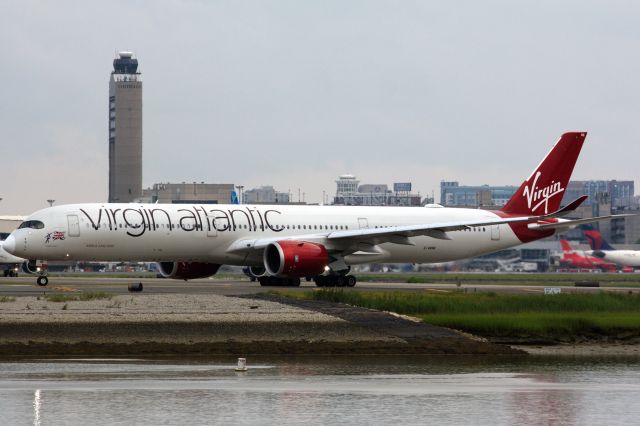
left=559, top=240, right=574, bottom=253
left=583, top=229, right=616, bottom=251
left=501, top=132, right=586, bottom=215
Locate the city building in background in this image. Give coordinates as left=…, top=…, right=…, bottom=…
left=142, top=182, right=235, bottom=204
left=243, top=186, right=290, bottom=204
left=440, top=181, right=517, bottom=207
left=108, top=51, right=143, bottom=203
left=562, top=180, right=635, bottom=208
left=334, top=175, right=422, bottom=206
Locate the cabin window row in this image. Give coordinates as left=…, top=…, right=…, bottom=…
left=86, top=223, right=350, bottom=231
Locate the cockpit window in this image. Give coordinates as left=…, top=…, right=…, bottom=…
left=18, top=220, right=45, bottom=230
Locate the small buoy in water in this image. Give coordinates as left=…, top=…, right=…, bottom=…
left=235, top=357, right=248, bottom=372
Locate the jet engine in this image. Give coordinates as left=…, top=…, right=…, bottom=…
left=264, top=241, right=328, bottom=278
left=22, top=260, right=40, bottom=274
left=242, top=266, right=268, bottom=282
left=157, top=262, right=221, bottom=280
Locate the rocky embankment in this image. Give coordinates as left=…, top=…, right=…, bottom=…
left=0, top=293, right=519, bottom=357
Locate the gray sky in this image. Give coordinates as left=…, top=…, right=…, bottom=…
left=1, top=1, right=638, bottom=214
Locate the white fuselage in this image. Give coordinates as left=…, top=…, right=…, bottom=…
left=587, top=250, right=640, bottom=268
left=8, top=203, right=528, bottom=266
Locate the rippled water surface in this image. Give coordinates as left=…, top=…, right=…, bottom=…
left=1, top=356, right=640, bottom=425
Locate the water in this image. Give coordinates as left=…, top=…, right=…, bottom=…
left=1, top=356, right=639, bottom=425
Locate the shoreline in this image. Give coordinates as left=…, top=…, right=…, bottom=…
left=1, top=293, right=638, bottom=358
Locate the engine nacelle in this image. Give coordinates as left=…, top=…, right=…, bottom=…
left=264, top=241, right=328, bottom=278
left=22, top=260, right=43, bottom=274
left=158, top=261, right=221, bottom=280
left=247, top=266, right=268, bottom=278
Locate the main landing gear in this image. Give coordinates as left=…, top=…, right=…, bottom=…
left=313, top=275, right=357, bottom=287
left=258, top=276, right=302, bottom=287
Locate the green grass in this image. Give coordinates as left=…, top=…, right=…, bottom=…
left=45, top=292, right=113, bottom=302
left=419, top=313, right=640, bottom=337
left=281, top=289, right=640, bottom=339
left=349, top=272, right=640, bottom=287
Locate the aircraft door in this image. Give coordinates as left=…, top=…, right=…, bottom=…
left=358, top=218, right=369, bottom=229
left=207, top=217, right=217, bottom=237
left=68, top=215, right=80, bottom=237
left=491, top=224, right=500, bottom=241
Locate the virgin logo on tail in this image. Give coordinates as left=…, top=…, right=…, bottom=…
left=522, top=171, right=564, bottom=214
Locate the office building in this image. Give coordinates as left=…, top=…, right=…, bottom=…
left=142, top=183, right=235, bottom=204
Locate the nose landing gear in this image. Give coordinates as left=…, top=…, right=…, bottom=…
left=36, top=275, right=49, bottom=286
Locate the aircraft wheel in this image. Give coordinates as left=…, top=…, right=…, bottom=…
left=37, top=276, right=48, bottom=287
left=258, top=277, right=270, bottom=286
left=346, top=276, right=357, bottom=287
left=289, top=278, right=301, bottom=287
left=314, top=276, right=325, bottom=287
left=128, top=282, right=143, bottom=292
left=336, top=276, right=346, bottom=287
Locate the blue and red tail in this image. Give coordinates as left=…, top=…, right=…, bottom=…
left=583, top=228, right=616, bottom=251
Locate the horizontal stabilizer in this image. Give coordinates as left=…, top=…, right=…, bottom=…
left=527, top=214, right=636, bottom=231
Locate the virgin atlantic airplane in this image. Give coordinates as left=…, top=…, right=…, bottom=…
left=3, top=132, right=627, bottom=288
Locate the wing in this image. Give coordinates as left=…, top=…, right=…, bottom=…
left=227, top=197, right=603, bottom=257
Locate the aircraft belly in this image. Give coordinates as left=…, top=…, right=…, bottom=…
left=71, top=231, right=226, bottom=262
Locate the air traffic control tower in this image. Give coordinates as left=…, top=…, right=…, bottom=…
left=108, top=51, right=142, bottom=203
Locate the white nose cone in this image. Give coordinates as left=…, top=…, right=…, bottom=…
left=3, top=235, right=16, bottom=254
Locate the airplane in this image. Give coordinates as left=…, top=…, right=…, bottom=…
left=0, top=237, right=24, bottom=277
left=558, top=239, right=617, bottom=272
left=583, top=228, right=640, bottom=268
left=3, top=132, right=631, bottom=288
left=0, top=216, right=27, bottom=277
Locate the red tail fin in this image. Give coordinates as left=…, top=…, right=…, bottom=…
left=560, top=240, right=573, bottom=252
left=501, top=132, right=586, bottom=215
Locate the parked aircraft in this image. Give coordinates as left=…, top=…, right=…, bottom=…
left=584, top=228, right=640, bottom=268
left=558, top=239, right=617, bottom=272
left=0, top=237, right=24, bottom=277
left=4, top=132, right=628, bottom=287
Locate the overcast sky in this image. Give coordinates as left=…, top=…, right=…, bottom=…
left=1, top=1, right=638, bottom=214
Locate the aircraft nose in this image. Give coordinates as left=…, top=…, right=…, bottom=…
left=3, top=235, right=16, bottom=254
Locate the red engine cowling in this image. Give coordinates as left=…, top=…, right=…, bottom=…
left=158, top=262, right=221, bottom=280
left=264, top=241, right=328, bottom=278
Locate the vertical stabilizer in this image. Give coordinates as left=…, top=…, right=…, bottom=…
left=560, top=240, right=573, bottom=253
left=501, top=132, right=586, bottom=215
left=584, top=230, right=616, bottom=251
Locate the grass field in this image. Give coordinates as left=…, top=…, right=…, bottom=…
left=355, top=272, right=640, bottom=287
left=280, top=289, right=640, bottom=341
